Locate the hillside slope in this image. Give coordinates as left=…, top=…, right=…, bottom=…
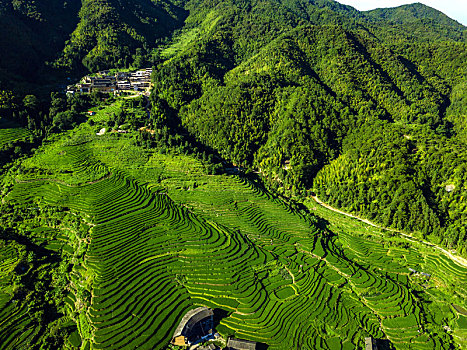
left=0, top=0, right=465, bottom=89
left=1, top=1, right=467, bottom=348
left=0, top=0, right=187, bottom=90
left=55, top=0, right=188, bottom=72
left=0, top=0, right=80, bottom=88
left=1, top=0, right=466, bottom=253
left=1, top=107, right=466, bottom=349
left=145, top=0, right=467, bottom=254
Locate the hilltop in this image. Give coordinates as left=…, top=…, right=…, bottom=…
left=365, top=3, right=465, bottom=29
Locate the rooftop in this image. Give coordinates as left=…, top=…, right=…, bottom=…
left=173, top=307, right=214, bottom=338
left=227, top=338, right=257, bottom=350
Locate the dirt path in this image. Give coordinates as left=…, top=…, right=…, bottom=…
left=310, top=195, right=467, bottom=268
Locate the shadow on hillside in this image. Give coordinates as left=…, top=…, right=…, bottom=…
left=240, top=173, right=332, bottom=234
left=212, top=309, right=269, bottom=349
left=294, top=199, right=331, bottom=233
left=376, top=339, right=395, bottom=350
left=256, top=342, right=269, bottom=350
left=213, top=308, right=231, bottom=330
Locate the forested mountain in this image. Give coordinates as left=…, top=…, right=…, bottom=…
left=365, top=3, right=465, bottom=30
left=54, top=0, right=188, bottom=72
left=0, top=0, right=80, bottom=88
left=142, top=0, right=467, bottom=254
left=2, top=0, right=467, bottom=349
left=0, top=0, right=187, bottom=90
left=1, top=0, right=466, bottom=255
left=0, top=0, right=464, bottom=84
left=1, top=0, right=466, bottom=254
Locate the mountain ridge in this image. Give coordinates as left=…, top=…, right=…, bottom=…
left=1, top=0, right=466, bottom=91
left=364, top=2, right=466, bottom=29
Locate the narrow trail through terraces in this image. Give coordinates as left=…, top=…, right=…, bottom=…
left=310, top=195, right=467, bottom=268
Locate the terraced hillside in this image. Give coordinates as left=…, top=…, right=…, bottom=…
left=0, top=120, right=31, bottom=148
left=0, top=242, right=37, bottom=346
left=1, top=116, right=466, bottom=349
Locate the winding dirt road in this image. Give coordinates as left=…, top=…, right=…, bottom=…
left=310, top=195, right=467, bottom=268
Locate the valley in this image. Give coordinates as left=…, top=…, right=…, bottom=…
left=1, top=0, right=467, bottom=348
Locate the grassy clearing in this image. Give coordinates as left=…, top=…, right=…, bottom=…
left=88, top=100, right=124, bottom=122
left=161, top=10, right=223, bottom=59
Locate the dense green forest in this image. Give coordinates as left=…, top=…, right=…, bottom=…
left=0, top=0, right=80, bottom=90
left=54, top=0, right=188, bottom=72
left=1, top=0, right=466, bottom=254
left=146, top=0, right=467, bottom=255
left=1, top=0, right=467, bottom=348
left=0, top=0, right=186, bottom=91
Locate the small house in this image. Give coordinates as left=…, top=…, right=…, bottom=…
left=173, top=335, right=187, bottom=346
left=446, top=184, right=455, bottom=192
left=78, top=83, right=91, bottom=93
left=198, top=344, right=216, bottom=350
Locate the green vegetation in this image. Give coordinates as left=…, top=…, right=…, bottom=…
left=147, top=0, right=467, bottom=256
left=0, top=0, right=184, bottom=91
left=1, top=96, right=466, bottom=348
left=1, top=0, right=467, bottom=348
left=365, top=3, right=466, bottom=41
left=54, top=0, right=187, bottom=72
left=0, top=119, right=31, bottom=148
left=314, top=122, right=467, bottom=254
left=0, top=0, right=81, bottom=92
left=0, top=197, right=92, bottom=349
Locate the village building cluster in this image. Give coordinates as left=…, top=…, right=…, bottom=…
left=67, top=68, right=153, bottom=95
